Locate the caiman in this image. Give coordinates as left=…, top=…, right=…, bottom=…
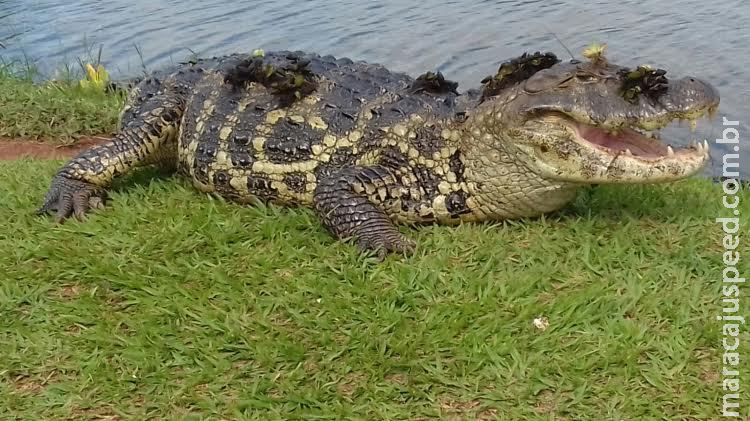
left=37, top=47, right=720, bottom=257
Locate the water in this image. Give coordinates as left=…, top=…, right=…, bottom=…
left=1, top=0, right=748, bottom=178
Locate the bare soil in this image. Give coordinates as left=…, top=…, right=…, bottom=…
left=0, top=136, right=110, bottom=160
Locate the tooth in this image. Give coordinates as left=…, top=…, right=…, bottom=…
left=690, top=140, right=698, bottom=149
left=690, top=119, right=697, bottom=132
left=703, top=139, right=710, bottom=151
left=696, top=140, right=705, bottom=153
left=624, top=148, right=633, bottom=156
left=667, top=146, right=675, bottom=156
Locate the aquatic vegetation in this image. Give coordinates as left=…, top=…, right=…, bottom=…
left=619, top=65, right=669, bottom=104
left=409, top=70, right=459, bottom=94
left=224, top=52, right=318, bottom=105
left=479, top=51, right=559, bottom=101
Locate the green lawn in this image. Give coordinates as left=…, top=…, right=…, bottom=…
left=0, top=62, right=124, bottom=143
left=1, top=159, right=747, bottom=419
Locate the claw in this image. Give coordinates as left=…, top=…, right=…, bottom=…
left=37, top=174, right=106, bottom=223
left=54, top=194, right=75, bottom=223
left=36, top=187, right=61, bottom=216
left=72, top=190, right=92, bottom=221
left=89, top=196, right=106, bottom=210
left=357, top=231, right=415, bottom=259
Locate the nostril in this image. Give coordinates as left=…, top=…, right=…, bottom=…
left=690, top=78, right=695, bottom=82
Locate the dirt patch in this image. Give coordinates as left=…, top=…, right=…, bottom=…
left=266, top=387, right=284, bottom=399
left=338, top=372, right=365, bottom=398
left=274, top=268, right=295, bottom=280
left=0, top=136, right=111, bottom=161
left=477, top=408, right=500, bottom=420
left=104, top=291, right=127, bottom=310
left=11, top=375, right=46, bottom=395
left=699, top=367, right=720, bottom=386
left=303, top=359, right=319, bottom=373
left=385, top=373, right=408, bottom=386
left=534, top=389, right=557, bottom=414
left=437, top=396, right=500, bottom=420
left=55, top=284, right=83, bottom=300
left=439, top=396, right=481, bottom=413
left=65, top=324, right=83, bottom=336
left=10, top=367, right=65, bottom=396
left=232, top=360, right=254, bottom=371
left=69, top=405, right=122, bottom=420
left=694, top=347, right=720, bottom=386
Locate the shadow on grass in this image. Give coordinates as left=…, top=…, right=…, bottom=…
left=109, top=166, right=176, bottom=194
left=544, top=178, right=733, bottom=222
left=109, top=169, right=729, bottom=225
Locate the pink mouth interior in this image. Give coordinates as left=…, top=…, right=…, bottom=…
left=577, top=124, right=669, bottom=157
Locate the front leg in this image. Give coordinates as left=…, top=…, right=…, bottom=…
left=37, top=96, right=184, bottom=223
left=313, top=166, right=415, bottom=258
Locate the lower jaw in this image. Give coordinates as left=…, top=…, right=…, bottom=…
left=563, top=150, right=709, bottom=184
left=544, top=141, right=709, bottom=184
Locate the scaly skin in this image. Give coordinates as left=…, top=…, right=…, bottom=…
left=38, top=49, right=720, bottom=257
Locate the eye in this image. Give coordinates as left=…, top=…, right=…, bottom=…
left=575, top=73, right=597, bottom=82
left=556, top=75, right=574, bottom=87
left=525, top=69, right=571, bottom=92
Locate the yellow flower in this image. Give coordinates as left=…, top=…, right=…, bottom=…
left=79, top=63, right=109, bottom=91
left=582, top=43, right=608, bottom=62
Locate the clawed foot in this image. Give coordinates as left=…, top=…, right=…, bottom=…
left=356, top=231, right=416, bottom=260
left=36, top=174, right=107, bottom=223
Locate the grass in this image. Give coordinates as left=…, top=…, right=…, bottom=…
left=0, top=59, right=124, bottom=143
left=1, top=159, right=747, bottom=419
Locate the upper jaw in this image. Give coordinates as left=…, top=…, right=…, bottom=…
left=525, top=73, right=720, bottom=165
left=531, top=96, right=720, bottom=133
left=589, top=97, right=720, bottom=133
left=521, top=74, right=721, bottom=131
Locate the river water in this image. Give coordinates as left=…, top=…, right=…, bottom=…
left=1, top=0, right=748, bottom=178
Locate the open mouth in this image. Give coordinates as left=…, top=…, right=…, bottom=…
left=569, top=108, right=716, bottom=161
left=575, top=124, right=709, bottom=160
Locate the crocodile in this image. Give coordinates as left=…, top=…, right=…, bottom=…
left=37, top=48, right=720, bottom=257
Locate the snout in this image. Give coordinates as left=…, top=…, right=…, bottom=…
left=661, top=76, right=720, bottom=114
